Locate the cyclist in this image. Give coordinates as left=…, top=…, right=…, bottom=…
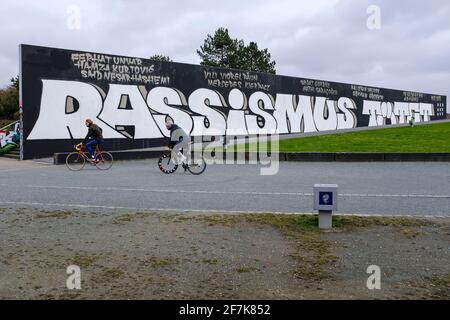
left=165, top=118, right=190, bottom=169
left=82, top=118, right=104, bottom=162
left=409, top=113, right=416, bottom=127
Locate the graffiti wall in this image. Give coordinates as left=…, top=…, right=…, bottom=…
left=20, top=44, right=447, bottom=159
left=0, top=122, right=20, bottom=154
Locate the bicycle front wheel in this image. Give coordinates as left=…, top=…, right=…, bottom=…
left=187, top=157, right=206, bottom=175
left=95, top=152, right=114, bottom=170
left=66, top=152, right=86, bottom=171
left=158, top=153, right=178, bottom=174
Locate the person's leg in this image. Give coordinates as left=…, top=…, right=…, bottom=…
left=95, top=139, right=104, bottom=156
left=178, top=141, right=189, bottom=163
left=172, top=142, right=183, bottom=164
left=85, top=140, right=98, bottom=159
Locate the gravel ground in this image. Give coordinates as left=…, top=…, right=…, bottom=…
left=0, top=207, right=449, bottom=300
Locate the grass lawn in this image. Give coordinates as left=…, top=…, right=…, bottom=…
left=244, top=122, right=450, bottom=153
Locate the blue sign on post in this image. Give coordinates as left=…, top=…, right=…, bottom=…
left=319, top=192, right=333, bottom=206
left=314, top=184, right=338, bottom=211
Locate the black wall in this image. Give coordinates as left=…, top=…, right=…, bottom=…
left=20, top=44, right=447, bottom=159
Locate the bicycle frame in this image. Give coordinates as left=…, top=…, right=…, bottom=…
left=169, top=141, right=192, bottom=163
left=74, top=144, right=104, bottom=162
left=158, top=147, right=206, bottom=175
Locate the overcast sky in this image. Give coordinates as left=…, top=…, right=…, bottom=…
left=1, top=0, right=449, bottom=111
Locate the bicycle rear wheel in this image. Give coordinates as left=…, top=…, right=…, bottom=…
left=187, top=157, right=206, bottom=175
left=158, top=154, right=178, bottom=174
left=66, top=152, right=86, bottom=171
left=95, top=152, right=114, bottom=170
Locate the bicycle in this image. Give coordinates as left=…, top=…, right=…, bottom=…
left=66, top=143, right=114, bottom=171
left=158, top=147, right=206, bottom=175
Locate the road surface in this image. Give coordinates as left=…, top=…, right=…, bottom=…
left=0, top=158, right=448, bottom=217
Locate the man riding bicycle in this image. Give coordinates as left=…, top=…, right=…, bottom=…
left=82, top=118, right=104, bottom=162
left=165, top=118, right=190, bottom=169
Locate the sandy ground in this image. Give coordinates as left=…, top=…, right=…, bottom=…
left=0, top=206, right=449, bottom=300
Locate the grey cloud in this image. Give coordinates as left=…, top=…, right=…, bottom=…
left=0, top=0, right=448, bottom=111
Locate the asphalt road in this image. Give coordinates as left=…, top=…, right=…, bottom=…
left=0, top=158, right=449, bottom=217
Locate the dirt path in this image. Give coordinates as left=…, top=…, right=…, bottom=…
left=0, top=207, right=448, bottom=299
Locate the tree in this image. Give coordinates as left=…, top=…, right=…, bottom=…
left=0, top=87, right=19, bottom=119
left=197, top=28, right=276, bottom=74
left=197, top=28, right=243, bottom=69
left=149, top=54, right=172, bottom=62
left=10, top=76, right=19, bottom=90
left=240, top=42, right=276, bottom=74
left=0, top=75, right=19, bottom=120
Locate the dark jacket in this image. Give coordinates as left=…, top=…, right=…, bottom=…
left=169, top=124, right=180, bottom=137
left=168, top=124, right=189, bottom=148
left=83, top=123, right=103, bottom=144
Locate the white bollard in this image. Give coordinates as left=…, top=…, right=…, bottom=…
left=318, top=210, right=333, bottom=229
left=313, top=184, right=338, bottom=230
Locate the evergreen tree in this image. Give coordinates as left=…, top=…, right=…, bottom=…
left=197, top=28, right=276, bottom=74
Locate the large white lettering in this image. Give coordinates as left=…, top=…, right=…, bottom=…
left=314, top=97, right=338, bottom=131
left=362, top=100, right=435, bottom=126
left=337, top=97, right=357, bottom=129
left=99, top=84, right=163, bottom=139
left=226, top=89, right=248, bottom=135
left=273, top=94, right=317, bottom=134
left=246, top=92, right=277, bottom=134
left=147, top=87, right=193, bottom=137
left=188, top=89, right=227, bottom=136
left=27, top=80, right=122, bottom=140
left=27, top=80, right=438, bottom=141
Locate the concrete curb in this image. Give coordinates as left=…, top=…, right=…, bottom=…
left=200, top=152, right=450, bottom=162
left=53, top=151, right=450, bottom=164
left=382, top=153, right=450, bottom=161
left=284, top=152, right=334, bottom=162
left=282, top=153, right=450, bottom=162
left=53, top=150, right=162, bottom=165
